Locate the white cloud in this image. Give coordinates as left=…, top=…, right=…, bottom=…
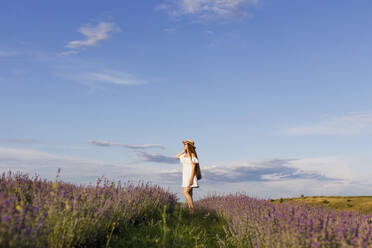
left=59, top=22, right=120, bottom=56
left=283, top=112, right=372, bottom=135
left=135, top=151, right=179, bottom=164
left=158, top=0, right=259, bottom=20
left=82, top=71, right=146, bottom=85
left=286, top=157, right=355, bottom=181
left=54, top=62, right=148, bottom=87
left=0, top=147, right=153, bottom=185
left=204, top=157, right=354, bottom=182
left=87, top=140, right=165, bottom=150
left=155, top=155, right=372, bottom=200
left=58, top=50, right=80, bottom=56
left=2, top=147, right=372, bottom=202
left=148, top=156, right=356, bottom=184
left=66, top=22, right=120, bottom=49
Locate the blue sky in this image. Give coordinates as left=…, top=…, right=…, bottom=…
left=1, top=0, right=372, bottom=201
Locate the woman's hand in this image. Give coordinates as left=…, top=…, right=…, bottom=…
left=175, top=149, right=186, bottom=158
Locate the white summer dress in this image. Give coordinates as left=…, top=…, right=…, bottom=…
left=179, top=153, right=199, bottom=188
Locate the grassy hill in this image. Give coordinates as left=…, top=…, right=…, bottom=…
left=270, top=196, right=372, bottom=214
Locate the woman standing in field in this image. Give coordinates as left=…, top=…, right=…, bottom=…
left=176, top=139, right=200, bottom=213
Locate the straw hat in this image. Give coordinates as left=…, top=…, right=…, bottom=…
left=182, top=139, right=195, bottom=147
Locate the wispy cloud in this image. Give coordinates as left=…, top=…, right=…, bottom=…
left=135, top=151, right=179, bottom=164
left=88, top=140, right=165, bottom=150
left=0, top=147, right=152, bottom=185
left=2, top=48, right=147, bottom=90
left=283, top=112, right=372, bottom=135
left=58, top=50, right=80, bottom=56
left=66, top=22, right=120, bottom=49
left=157, top=0, right=259, bottom=20
left=82, top=71, right=147, bottom=85
left=59, top=22, right=120, bottom=56
left=55, top=62, right=148, bottom=87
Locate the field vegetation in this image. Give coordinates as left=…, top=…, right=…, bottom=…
left=198, top=194, right=372, bottom=247
left=270, top=196, right=372, bottom=214
left=1, top=171, right=372, bottom=247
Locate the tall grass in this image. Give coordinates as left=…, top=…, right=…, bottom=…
left=109, top=203, right=228, bottom=247
left=0, top=170, right=177, bottom=248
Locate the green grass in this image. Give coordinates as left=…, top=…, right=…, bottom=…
left=270, top=196, right=372, bottom=214
left=105, top=196, right=372, bottom=248
left=108, top=202, right=229, bottom=248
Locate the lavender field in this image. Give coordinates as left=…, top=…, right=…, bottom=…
left=2, top=171, right=372, bottom=248
left=196, top=194, right=372, bottom=248
left=0, top=171, right=178, bottom=247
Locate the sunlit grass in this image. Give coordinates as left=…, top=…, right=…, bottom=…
left=270, top=196, right=372, bottom=214
left=109, top=203, right=228, bottom=248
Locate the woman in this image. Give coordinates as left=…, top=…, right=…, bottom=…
left=176, top=139, right=199, bottom=213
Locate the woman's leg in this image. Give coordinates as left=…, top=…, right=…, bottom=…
left=189, top=188, right=195, bottom=213
left=183, top=187, right=194, bottom=209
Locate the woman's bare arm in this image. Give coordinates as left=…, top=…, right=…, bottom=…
left=175, top=149, right=186, bottom=158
